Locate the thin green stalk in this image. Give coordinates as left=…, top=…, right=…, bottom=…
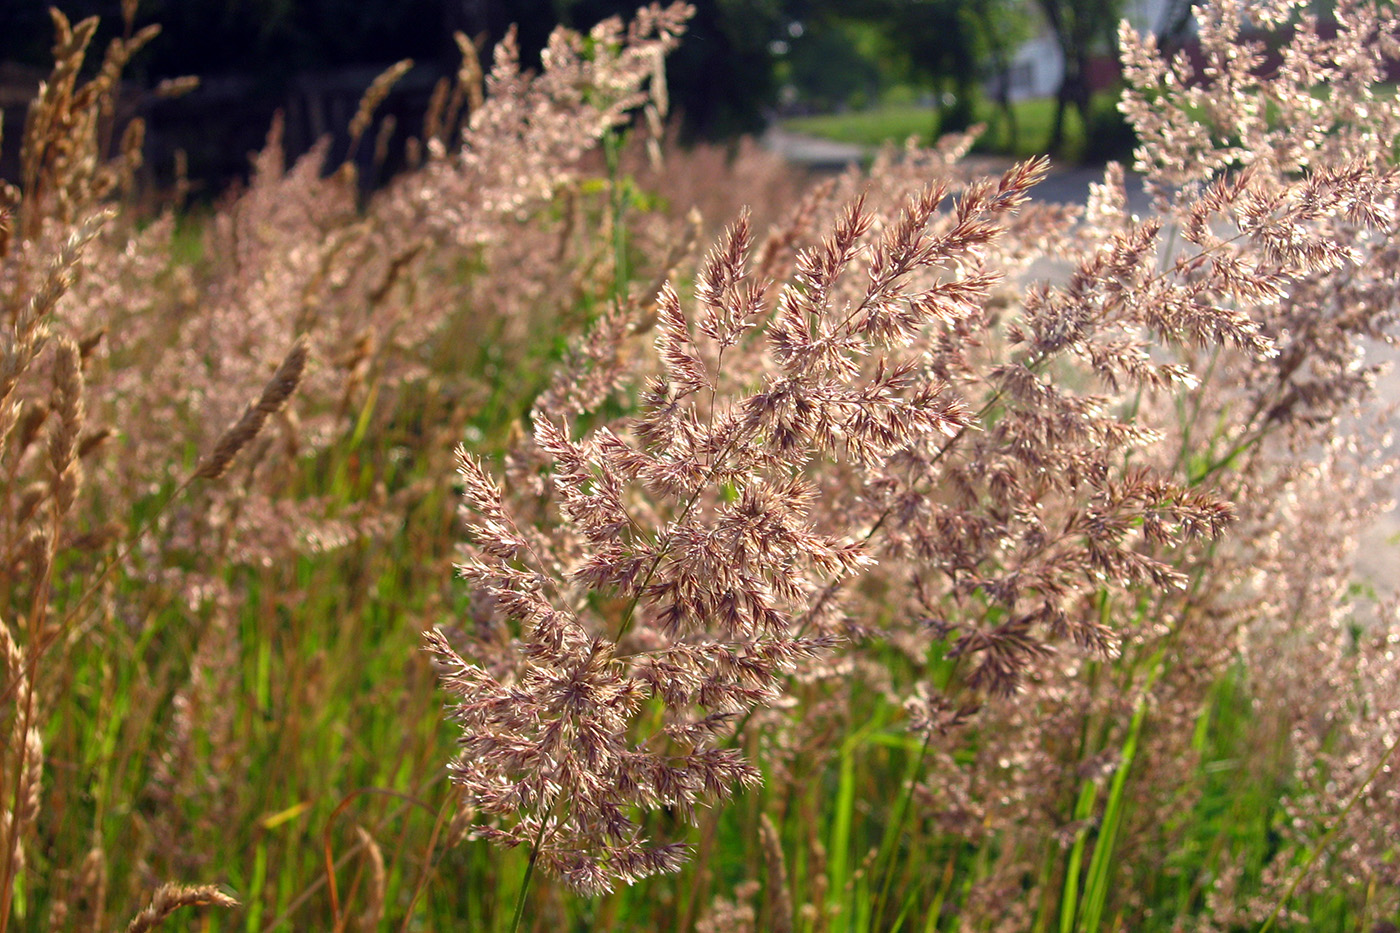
left=1080, top=652, right=1162, bottom=933
left=509, top=799, right=558, bottom=933
left=1058, top=780, right=1100, bottom=933
left=1173, top=344, right=1222, bottom=473
left=871, top=732, right=934, bottom=929
left=924, top=854, right=957, bottom=933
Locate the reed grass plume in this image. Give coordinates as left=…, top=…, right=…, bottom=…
left=435, top=0, right=1400, bottom=919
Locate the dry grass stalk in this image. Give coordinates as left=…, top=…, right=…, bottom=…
left=46, top=336, right=83, bottom=518
left=759, top=813, right=793, bottom=933
left=16, top=11, right=156, bottom=236
left=455, top=31, right=486, bottom=118
left=0, top=212, right=108, bottom=416
left=348, top=59, right=413, bottom=157
left=353, top=826, right=386, bottom=932
left=0, top=618, right=36, bottom=901
left=123, top=883, right=237, bottom=933
left=193, top=337, right=309, bottom=481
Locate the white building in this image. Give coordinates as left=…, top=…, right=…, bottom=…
left=997, top=0, right=1177, bottom=100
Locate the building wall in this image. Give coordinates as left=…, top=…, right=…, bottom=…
left=997, top=0, right=1175, bottom=101
left=1004, top=35, right=1064, bottom=101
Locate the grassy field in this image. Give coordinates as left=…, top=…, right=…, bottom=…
left=4, top=6, right=1400, bottom=933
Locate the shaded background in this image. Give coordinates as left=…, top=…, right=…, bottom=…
left=0, top=0, right=1228, bottom=196
left=0, top=0, right=792, bottom=194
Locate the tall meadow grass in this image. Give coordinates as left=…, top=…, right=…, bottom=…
left=3, top=1, right=1400, bottom=931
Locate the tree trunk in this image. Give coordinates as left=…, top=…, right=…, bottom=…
left=1049, top=53, right=1091, bottom=156
left=990, top=53, right=1017, bottom=150
left=1049, top=80, right=1070, bottom=154
left=1040, top=0, right=1071, bottom=154
left=997, top=87, right=1017, bottom=151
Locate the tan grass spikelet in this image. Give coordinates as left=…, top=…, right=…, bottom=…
left=18, top=12, right=100, bottom=205
left=77, top=845, right=109, bottom=930
left=194, top=337, right=309, bottom=481
left=0, top=211, right=110, bottom=418
left=455, top=31, right=486, bottom=116
left=0, top=615, right=40, bottom=910
left=47, top=336, right=84, bottom=518
left=371, top=113, right=397, bottom=173
left=353, top=826, right=386, bottom=932
left=759, top=814, right=793, bottom=933
left=123, top=883, right=238, bottom=933
left=153, top=75, right=199, bottom=100
left=348, top=59, right=414, bottom=157
left=417, top=79, right=449, bottom=166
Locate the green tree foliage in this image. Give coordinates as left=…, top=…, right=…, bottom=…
left=0, top=0, right=781, bottom=140
left=1, top=0, right=453, bottom=82
left=779, top=18, right=887, bottom=112
left=969, top=0, right=1035, bottom=149
left=790, top=0, right=1033, bottom=139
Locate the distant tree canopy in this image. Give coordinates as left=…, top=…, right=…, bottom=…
left=788, top=0, right=1032, bottom=137
left=0, top=0, right=787, bottom=140
left=779, top=17, right=888, bottom=112
left=1, top=0, right=454, bottom=83
left=0, top=0, right=1063, bottom=170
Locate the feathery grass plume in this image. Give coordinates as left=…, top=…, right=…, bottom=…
left=894, top=4, right=1400, bottom=921
left=17, top=10, right=101, bottom=235
left=0, top=214, right=107, bottom=933
left=434, top=3, right=692, bottom=238
left=16, top=11, right=157, bottom=235
left=61, top=0, right=699, bottom=589
left=0, top=1, right=707, bottom=927
left=0, top=211, right=109, bottom=419
left=695, top=880, right=761, bottom=933
left=4, top=0, right=1400, bottom=927
left=429, top=4, right=1400, bottom=923
left=193, top=337, right=309, bottom=480
left=436, top=159, right=1050, bottom=895
left=123, top=883, right=237, bottom=933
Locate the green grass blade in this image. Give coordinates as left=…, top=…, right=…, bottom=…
left=1059, top=780, right=1099, bottom=933
left=1081, top=655, right=1164, bottom=932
